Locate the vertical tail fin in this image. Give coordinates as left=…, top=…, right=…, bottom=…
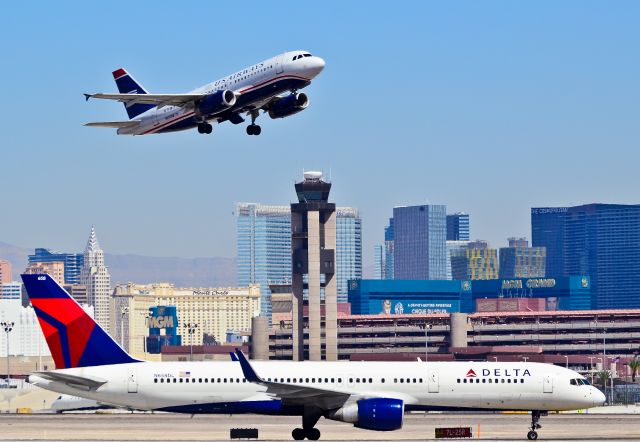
left=112, top=68, right=155, bottom=119
left=21, top=274, right=139, bottom=369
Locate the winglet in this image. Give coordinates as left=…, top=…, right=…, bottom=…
left=234, top=348, right=262, bottom=383
left=84, top=93, right=92, bottom=101
left=229, top=352, right=239, bottom=362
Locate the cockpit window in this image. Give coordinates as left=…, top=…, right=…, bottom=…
left=303, top=53, right=312, bottom=57
left=570, top=378, right=590, bottom=386
left=570, top=379, right=577, bottom=386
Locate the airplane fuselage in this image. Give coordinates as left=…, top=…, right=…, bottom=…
left=30, top=360, right=603, bottom=415
left=117, top=51, right=324, bottom=135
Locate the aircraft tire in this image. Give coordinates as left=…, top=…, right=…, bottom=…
left=246, top=125, right=255, bottom=135
left=527, top=430, right=538, bottom=440
left=197, top=124, right=205, bottom=134
left=292, top=428, right=305, bottom=440
left=205, top=123, right=213, bottom=134
left=253, top=125, right=261, bottom=135
left=307, top=428, right=320, bottom=440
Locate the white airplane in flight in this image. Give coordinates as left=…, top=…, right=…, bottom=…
left=84, top=50, right=325, bottom=136
left=23, top=274, right=604, bottom=441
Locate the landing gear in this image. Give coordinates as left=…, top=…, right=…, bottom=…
left=527, top=410, right=545, bottom=440
left=291, top=427, right=320, bottom=440
left=246, top=109, right=261, bottom=135
left=197, top=122, right=212, bottom=134
left=291, top=408, right=321, bottom=440
left=246, top=124, right=261, bottom=136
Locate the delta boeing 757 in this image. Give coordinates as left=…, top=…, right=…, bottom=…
left=23, top=274, right=604, bottom=441
left=84, top=50, right=325, bottom=136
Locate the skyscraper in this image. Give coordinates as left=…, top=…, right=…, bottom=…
left=384, top=218, right=394, bottom=280
left=28, top=248, right=84, bottom=284
left=393, top=204, right=447, bottom=280
left=236, top=203, right=362, bottom=318
left=236, top=203, right=291, bottom=319
left=564, top=204, right=640, bottom=309
left=450, top=240, right=499, bottom=280
left=79, top=226, right=111, bottom=332
left=446, top=213, right=470, bottom=241
left=531, top=207, right=568, bottom=277
left=374, top=245, right=384, bottom=279
left=499, top=237, right=546, bottom=278
left=0, top=260, right=11, bottom=284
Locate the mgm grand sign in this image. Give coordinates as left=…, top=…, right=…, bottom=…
left=501, top=278, right=557, bottom=290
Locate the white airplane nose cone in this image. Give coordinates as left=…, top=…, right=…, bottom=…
left=593, top=388, right=606, bottom=406
left=308, top=57, right=325, bottom=78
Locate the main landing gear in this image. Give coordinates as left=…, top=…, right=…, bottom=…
left=292, top=408, right=321, bottom=440
left=527, top=410, right=546, bottom=440
left=197, top=122, right=212, bottom=134
left=246, top=109, right=261, bottom=136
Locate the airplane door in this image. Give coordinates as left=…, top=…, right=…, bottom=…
left=127, top=369, right=138, bottom=393
left=275, top=54, right=284, bottom=74
left=543, top=375, right=553, bottom=393
left=428, top=370, right=439, bottom=393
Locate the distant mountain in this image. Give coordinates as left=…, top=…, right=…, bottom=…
left=0, top=241, right=236, bottom=288
left=105, top=254, right=236, bottom=287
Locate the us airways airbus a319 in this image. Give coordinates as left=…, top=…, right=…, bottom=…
left=84, top=50, right=325, bottom=136
left=23, top=274, right=604, bottom=441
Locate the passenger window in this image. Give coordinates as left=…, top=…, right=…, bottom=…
left=356, top=378, right=360, bottom=383
left=338, top=378, right=342, bottom=383
left=382, top=378, right=385, bottom=383
left=312, top=378, right=315, bottom=383
left=457, top=379, right=461, bottom=383
left=521, top=379, right=525, bottom=384
left=400, top=379, right=404, bottom=383
left=154, top=379, right=158, bottom=383
left=482, top=379, right=486, bottom=383
left=287, top=378, right=291, bottom=383
left=160, top=378, right=164, bottom=383
left=369, top=378, right=373, bottom=383
left=325, top=378, right=329, bottom=383
left=173, top=378, right=177, bottom=383
left=476, top=379, right=480, bottom=383
left=299, top=378, right=303, bottom=383
left=463, top=379, right=467, bottom=383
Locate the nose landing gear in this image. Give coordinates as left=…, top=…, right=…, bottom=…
left=527, top=410, right=546, bottom=440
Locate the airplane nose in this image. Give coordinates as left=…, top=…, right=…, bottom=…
left=593, top=388, right=606, bottom=406
left=307, top=57, right=325, bottom=78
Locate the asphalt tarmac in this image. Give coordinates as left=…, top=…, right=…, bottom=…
left=0, top=412, right=638, bottom=441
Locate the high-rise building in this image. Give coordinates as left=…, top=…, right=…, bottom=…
left=564, top=204, right=640, bottom=309
left=236, top=203, right=291, bottom=319
left=499, top=238, right=546, bottom=279
left=374, top=245, right=384, bottom=279
left=446, top=240, right=470, bottom=280
left=0, top=260, right=12, bottom=284
left=291, top=171, right=337, bottom=361
left=24, top=261, right=66, bottom=284
left=531, top=207, right=568, bottom=277
left=236, top=203, right=361, bottom=318
left=384, top=218, right=394, bottom=280
left=28, top=248, right=84, bottom=284
left=336, top=207, right=362, bottom=299
left=79, top=226, right=111, bottom=332
left=393, top=204, right=447, bottom=280
left=451, top=241, right=499, bottom=280
left=446, top=213, right=470, bottom=241
left=0, top=282, right=23, bottom=357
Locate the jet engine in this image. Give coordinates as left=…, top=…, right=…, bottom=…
left=268, top=93, right=309, bottom=119
left=326, top=398, right=404, bottom=431
left=195, top=90, right=236, bottom=116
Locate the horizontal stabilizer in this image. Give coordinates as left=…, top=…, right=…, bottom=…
left=32, top=371, right=107, bottom=391
left=84, top=120, right=141, bottom=128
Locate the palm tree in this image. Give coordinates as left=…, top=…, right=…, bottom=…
left=596, top=370, right=611, bottom=386
left=628, top=357, right=640, bottom=382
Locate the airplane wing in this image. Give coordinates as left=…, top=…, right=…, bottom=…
left=84, top=120, right=141, bottom=128
left=84, top=93, right=204, bottom=107
left=235, top=349, right=351, bottom=410
left=32, top=371, right=108, bottom=391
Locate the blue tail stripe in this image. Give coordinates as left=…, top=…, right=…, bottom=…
left=114, top=71, right=155, bottom=119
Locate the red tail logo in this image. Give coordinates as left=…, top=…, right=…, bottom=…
left=465, top=369, right=477, bottom=378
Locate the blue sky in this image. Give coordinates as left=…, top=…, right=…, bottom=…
left=1, top=1, right=639, bottom=267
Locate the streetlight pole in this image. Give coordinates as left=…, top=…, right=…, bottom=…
left=1, top=322, right=14, bottom=385
left=522, top=356, right=529, bottom=362
left=422, top=323, right=431, bottom=363
left=564, top=355, right=568, bottom=369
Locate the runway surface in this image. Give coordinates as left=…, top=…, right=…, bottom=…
left=0, top=413, right=638, bottom=441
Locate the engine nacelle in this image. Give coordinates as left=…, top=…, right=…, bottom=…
left=195, top=90, right=236, bottom=116
left=268, top=93, right=309, bottom=119
left=327, top=398, right=404, bottom=431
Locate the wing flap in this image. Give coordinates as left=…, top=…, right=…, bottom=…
left=86, top=93, right=203, bottom=107
left=84, top=120, right=141, bottom=128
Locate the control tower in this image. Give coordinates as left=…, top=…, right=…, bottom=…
left=291, top=171, right=337, bottom=361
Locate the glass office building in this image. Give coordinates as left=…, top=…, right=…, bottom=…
left=531, top=207, right=568, bottom=277
left=28, top=248, right=84, bottom=284
left=384, top=218, right=394, bottom=280
left=446, top=213, right=470, bottom=241
left=393, top=204, right=447, bottom=280
left=499, top=238, right=546, bottom=278
left=236, top=203, right=362, bottom=318
left=564, top=204, right=640, bottom=309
